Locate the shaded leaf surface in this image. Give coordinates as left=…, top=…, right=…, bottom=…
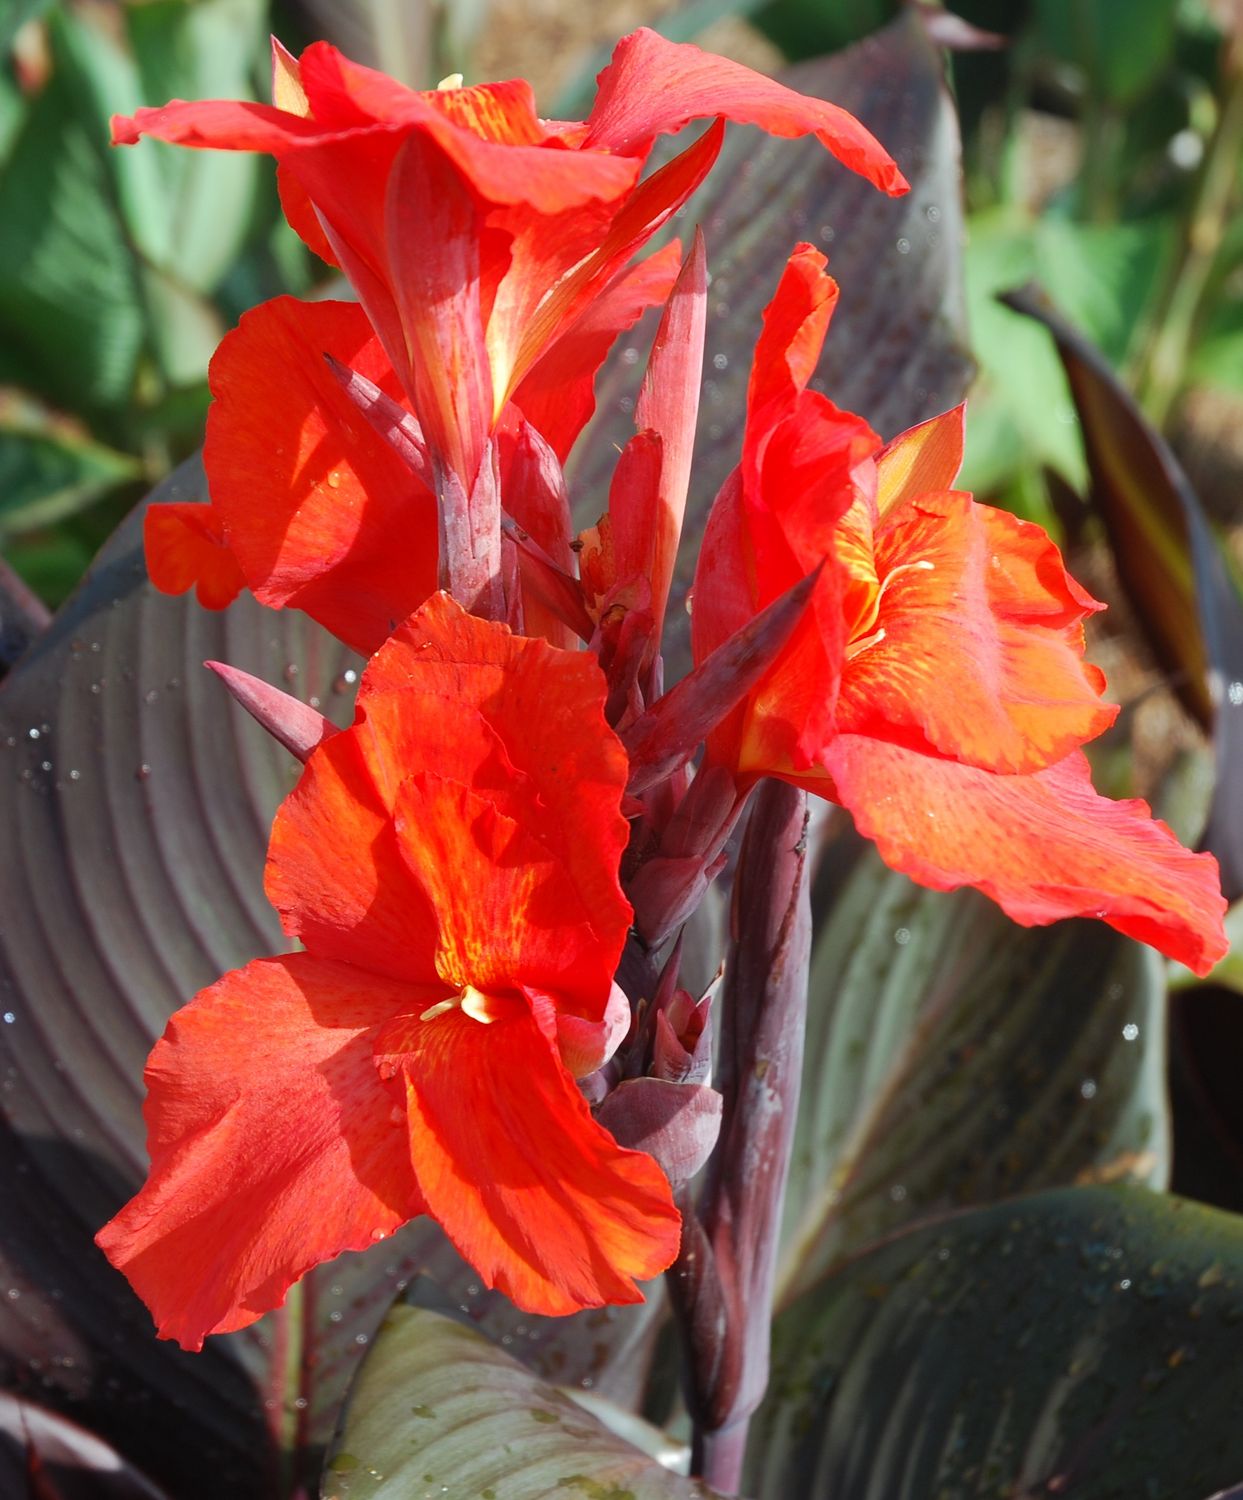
left=1003, top=285, right=1243, bottom=899
left=570, top=12, right=972, bottom=676
left=752, top=1186, right=1243, bottom=1500
left=323, top=1305, right=715, bottom=1500
left=0, top=1392, right=170, bottom=1499
left=778, top=826, right=1168, bottom=1302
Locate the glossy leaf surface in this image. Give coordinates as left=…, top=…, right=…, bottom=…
left=778, top=827, right=1169, bottom=1302
left=323, top=1304, right=715, bottom=1500
left=753, top=1186, right=1243, bottom=1500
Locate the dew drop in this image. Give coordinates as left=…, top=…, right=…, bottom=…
left=370, top=1228, right=388, bottom=1242
left=26, top=728, right=39, bottom=741
left=327, top=471, right=342, bottom=489
left=1229, top=681, right=1243, bottom=708
left=894, top=927, right=911, bottom=946
left=2, top=1014, right=13, bottom=1025
left=68, top=770, right=80, bottom=782
left=896, top=237, right=911, bottom=254
left=1080, top=1078, right=1098, bottom=1100
left=135, top=764, right=151, bottom=782
left=1122, top=1023, right=1140, bottom=1042
left=712, top=353, right=728, bottom=371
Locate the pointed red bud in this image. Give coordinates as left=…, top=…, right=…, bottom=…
left=322, top=352, right=431, bottom=486
left=205, top=661, right=339, bottom=762
left=622, top=560, right=824, bottom=795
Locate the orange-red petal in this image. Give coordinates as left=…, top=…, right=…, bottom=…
left=266, top=719, right=445, bottom=986
left=375, top=1003, right=680, bottom=1315
left=510, top=240, right=683, bottom=463
left=837, top=492, right=1117, bottom=773
left=203, top=296, right=437, bottom=655
left=822, top=739, right=1228, bottom=975
left=582, top=27, right=909, bottom=196
left=361, top=594, right=633, bottom=970
left=143, top=502, right=245, bottom=610
left=95, top=954, right=429, bottom=1350
left=392, top=772, right=608, bottom=997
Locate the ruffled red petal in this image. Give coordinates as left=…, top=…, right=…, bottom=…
left=95, top=955, right=429, bottom=1350
left=143, top=502, right=245, bottom=610
left=203, top=296, right=437, bottom=655
left=583, top=26, right=909, bottom=196
left=822, top=738, right=1228, bottom=974
left=375, top=1003, right=680, bottom=1315
left=837, top=491, right=1117, bottom=773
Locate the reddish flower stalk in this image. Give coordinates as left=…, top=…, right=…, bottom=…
left=667, top=778, right=812, bottom=1493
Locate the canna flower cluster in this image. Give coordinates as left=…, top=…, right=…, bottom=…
left=99, top=29, right=1227, bottom=1353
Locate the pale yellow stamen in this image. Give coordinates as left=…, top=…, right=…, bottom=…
left=847, top=559, right=935, bottom=660
left=420, top=983, right=495, bottom=1024
left=436, top=72, right=464, bottom=91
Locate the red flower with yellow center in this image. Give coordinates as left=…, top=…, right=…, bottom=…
left=692, top=245, right=1228, bottom=975
left=95, top=593, right=679, bottom=1350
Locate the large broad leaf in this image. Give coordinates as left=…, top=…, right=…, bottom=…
left=0, top=28, right=145, bottom=411
left=754, top=1186, right=1243, bottom=1499
left=777, top=826, right=1168, bottom=1302
left=569, top=11, right=972, bottom=674
left=1003, top=285, right=1243, bottom=900
left=322, top=1304, right=716, bottom=1500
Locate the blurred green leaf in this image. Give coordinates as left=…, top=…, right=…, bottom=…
left=324, top=1305, right=714, bottom=1500
left=0, top=43, right=144, bottom=410
left=124, top=0, right=265, bottom=293
left=0, top=0, right=54, bottom=54
left=963, top=211, right=1168, bottom=493
left=752, top=0, right=899, bottom=62
left=0, top=414, right=139, bottom=536
left=1035, top=0, right=1179, bottom=105
left=753, top=1186, right=1243, bottom=1499
left=778, top=830, right=1168, bottom=1303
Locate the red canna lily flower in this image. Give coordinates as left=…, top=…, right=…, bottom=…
left=691, top=244, right=1228, bottom=975
left=95, top=593, right=680, bottom=1349
left=116, top=28, right=905, bottom=613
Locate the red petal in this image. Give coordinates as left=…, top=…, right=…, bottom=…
left=822, top=739, right=1228, bottom=975
left=744, top=244, right=839, bottom=483
left=505, top=122, right=724, bottom=402
left=583, top=26, right=909, bottom=195
left=143, top=502, right=245, bottom=610
left=392, top=772, right=613, bottom=999
left=95, top=955, right=427, bottom=1350
left=875, top=404, right=965, bottom=513
left=510, top=240, right=683, bottom=463
left=838, top=492, right=1117, bottom=774
left=361, top=594, right=633, bottom=962
left=203, top=296, right=437, bottom=655
left=385, top=131, right=494, bottom=487
left=616, top=231, right=707, bottom=644
left=266, top=721, right=445, bottom=986
left=376, top=1004, right=680, bottom=1314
